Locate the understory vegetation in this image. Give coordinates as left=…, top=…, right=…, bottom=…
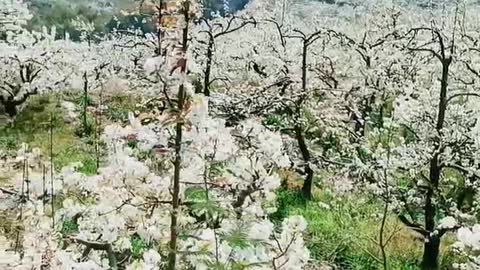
left=272, top=188, right=459, bottom=270
left=0, top=94, right=97, bottom=174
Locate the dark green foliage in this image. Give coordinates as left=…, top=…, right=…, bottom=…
left=269, top=188, right=306, bottom=223
left=74, top=114, right=94, bottom=137
left=105, top=15, right=154, bottom=34
left=28, top=0, right=110, bottom=41
left=127, top=139, right=138, bottom=149
left=61, top=218, right=79, bottom=236
left=105, top=107, right=129, bottom=123
left=77, top=93, right=94, bottom=109
left=185, top=187, right=225, bottom=228
left=201, top=0, right=249, bottom=17
left=219, top=223, right=252, bottom=249
left=130, top=234, right=150, bottom=259
left=0, top=136, right=18, bottom=151
left=263, top=114, right=287, bottom=132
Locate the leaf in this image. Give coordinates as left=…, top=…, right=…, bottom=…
left=219, top=224, right=251, bottom=250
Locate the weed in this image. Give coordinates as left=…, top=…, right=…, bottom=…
left=131, top=234, right=150, bottom=259
left=61, top=218, right=79, bottom=236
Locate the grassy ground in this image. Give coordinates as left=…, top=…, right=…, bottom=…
left=0, top=94, right=97, bottom=175
left=270, top=186, right=458, bottom=270
left=0, top=91, right=142, bottom=173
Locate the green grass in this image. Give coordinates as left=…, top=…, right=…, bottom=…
left=0, top=94, right=98, bottom=175
left=271, top=188, right=457, bottom=270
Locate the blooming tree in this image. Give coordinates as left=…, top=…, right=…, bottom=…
left=190, top=13, right=256, bottom=96
left=349, top=2, right=480, bottom=269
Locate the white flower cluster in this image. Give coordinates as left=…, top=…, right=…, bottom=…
left=185, top=215, right=309, bottom=270
left=452, top=225, right=480, bottom=270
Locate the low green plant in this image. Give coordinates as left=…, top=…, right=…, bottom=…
left=61, top=218, right=79, bottom=236
left=74, top=114, right=95, bottom=137
left=0, top=136, right=18, bottom=151
left=130, top=234, right=150, bottom=259
left=78, top=158, right=97, bottom=175
left=263, top=114, right=287, bottom=131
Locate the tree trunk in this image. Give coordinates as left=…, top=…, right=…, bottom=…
left=302, top=166, right=313, bottom=199
left=301, top=43, right=307, bottom=91
left=167, top=2, right=190, bottom=269
left=419, top=55, right=451, bottom=270
left=421, top=236, right=440, bottom=270
left=83, top=71, right=89, bottom=131
left=1, top=88, right=38, bottom=118
left=3, top=102, right=18, bottom=117
left=203, top=37, right=214, bottom=96
left=294, top=124, right=313, bottom=199
left=298, top=42, right=313, bottom=199
left=156, top=0, right=164, bottom=55
left=167, top=99, right=184, bottom=269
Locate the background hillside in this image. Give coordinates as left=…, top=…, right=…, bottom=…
left=25, top=0, right=250, bottom=40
